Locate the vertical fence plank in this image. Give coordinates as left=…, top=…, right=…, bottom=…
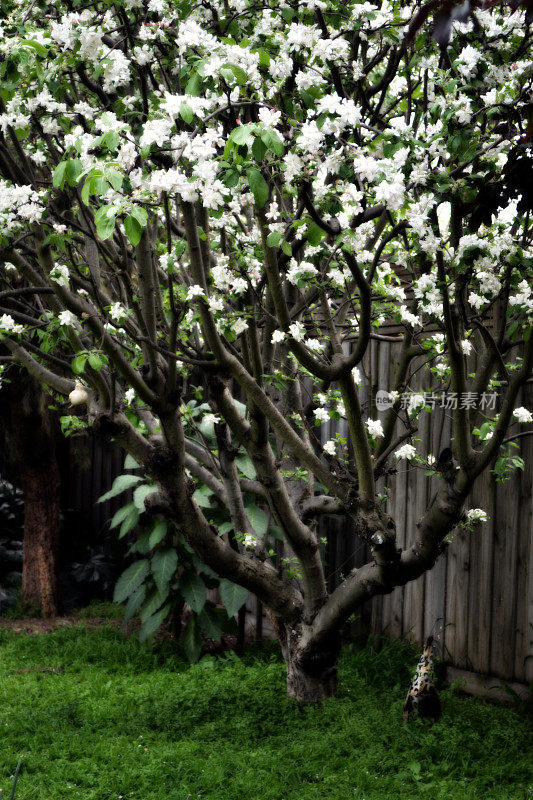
left=467, top=471, right=496, bottom=674
left=490, top=471, right=520, bottom=679
left=514, top=445, right=532, bottom=682
left=423, top=408, right=450, bottom=653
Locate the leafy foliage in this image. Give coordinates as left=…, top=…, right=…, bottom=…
left=106, top=463, right=244, bottom=657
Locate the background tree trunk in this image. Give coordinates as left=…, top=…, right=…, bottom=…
left=8, top=372, right=62, bottom=616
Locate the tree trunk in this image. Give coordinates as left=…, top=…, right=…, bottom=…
left=280, top=623, right=340, bottom=703
left=9, top=373, right=61, bottom=616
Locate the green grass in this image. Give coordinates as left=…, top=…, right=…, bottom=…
left=0, top=624, right=530, bottom=800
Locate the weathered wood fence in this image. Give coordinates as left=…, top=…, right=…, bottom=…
left=62, top=337, right=533, bottom=693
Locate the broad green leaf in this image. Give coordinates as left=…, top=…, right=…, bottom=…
left=71, top=354, right=87, bottom=374
left=260, top=128, right=284, bottom=156
left=219, top=579, right=249, bottom=617
left=266, top=230, right=282, bottom=248
left=181, top=615, right=203, bottom=663
left=235, top=454, right=256, bottom=480
left=229, top=124, right=255, bottom=145
left=130, top=205, right=148, bottom=227
left=246, top=167, right=269, bottom=208
left=123, top=584, right=146, bottom=624
left=151, top=548, right=178, bottom=594
left=102, top=475, right=143, bottom=504
left=148, top=519, right=167, bottom=549
left=124, top=454, right=140, bottom=470
left=94, top=205, right=117, bottom=240
left=252, top=136, right=268, bottom=162
left=246, top=504, right=269, bottom=536
left=179, top=102, right=194, bottom=124
left=88, top=354, right=103, bottom=370
left=139, top=603, right=171, bottom=642
left=306, top=221, right=326, bottom=246
left=124, top=215, right=142, bottom=246
left=188, top=552, right=218, bottom=579
left=52, top=161, right=68, bottom=189
left=110, top=501, right=137, bottom=530
left=21, top=39, right=48, bottom=57
left=198, top=604, right=224, bottom=642
left=179, top=571, right=206, bottom=613
left=193, top=486, right=213, bottom=508
left=221, top=63, right=247, bottom=85
left=98, top=473, right=143, bottom=503
left=119, top=506, right=140, bottom=538
left=65, top=159, right=82, bottom=186
left=222, top=168, right=239, bottom=189
left=105, top=167, right=123, bottom=190
left=185, top=72, right=202, bottom=96
left=114, top=559, right=150, bottom=603
left=140, top=590, right=168, bottom=623
left=133, top=484, right=158, bottom=511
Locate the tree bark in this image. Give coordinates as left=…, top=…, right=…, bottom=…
left=277, top=619, right=340, bottom=703
left=9, top=372, right=61, bottom=616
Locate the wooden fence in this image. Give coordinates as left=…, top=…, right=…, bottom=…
left=61, top=338, right=533, bottom=694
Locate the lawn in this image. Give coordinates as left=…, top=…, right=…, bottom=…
left=0, top=616, right=530, bottom=800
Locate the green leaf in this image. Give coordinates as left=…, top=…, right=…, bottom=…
left=188, top=552, right=218, bottom=580
left=21, top=39, right=48, bottom=57
left=81, top=177, right=92, bottom=205
left=260, top=128, right=284, bottom=156
left=222, top=168, right=240, bottom=189
left=110, top=501, right=137, bottom=530
left=179, top=571, right=206, bottom=613
left=119, top=506, right=140, bottom=538
left=221, top=63, right=247, bottom=85
left=185, top=72, right=203, bottom=97
left=246, top=504, right=269, bottom=536
left=252, top=136, right=268, bottom=162
left=123, top=584, right=146, bottom=624
left=94, top=206, right=116, bottom=240
left=133, top=484, right=158, bottom=511
left=124, top=454, right=140, bottom=470
left=235, top=454, right=256, bottom=480
left=246, top=167, right=269, bottom=209
left=181, top=615, right=203, bottom=663
left=105, top=167, right=123, bottom=191
left=98, top=473, right=143, bottom=503
left=266, top=230, right=282, bottom=248
left=71, top=354, right=87, bottom=375
left=52, top=161, right=68, bottom=189
left=179, top=102, right=194, bottom=124
left=139, top=603, right=171, bottom=642
left=130, top=205, right=148, bottom=227
left=219, top=579, right=249, bottom=617
left=65, top=159, right=82, bottom=186
left=140, top=590, right=168, bottom=623
left=124, top=215, right=142, bottom=246
left=114, top=559, right=150, bottom=603
left=193, top=487, right=213, bottom=508
left=148, top=519, right=168, bottom=549
left=306, top=221, right=326, bottom=246
left=94, top=203, right=118, bottom=232
left=88, top=354, right=103, bottom=371
left=198, top=604, right=224, bottom=641
left=281, top=241, right=292, bottom=257
left=229, top=124, right=255, bottom=145
left=151, top=548, right=178, bottom=594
